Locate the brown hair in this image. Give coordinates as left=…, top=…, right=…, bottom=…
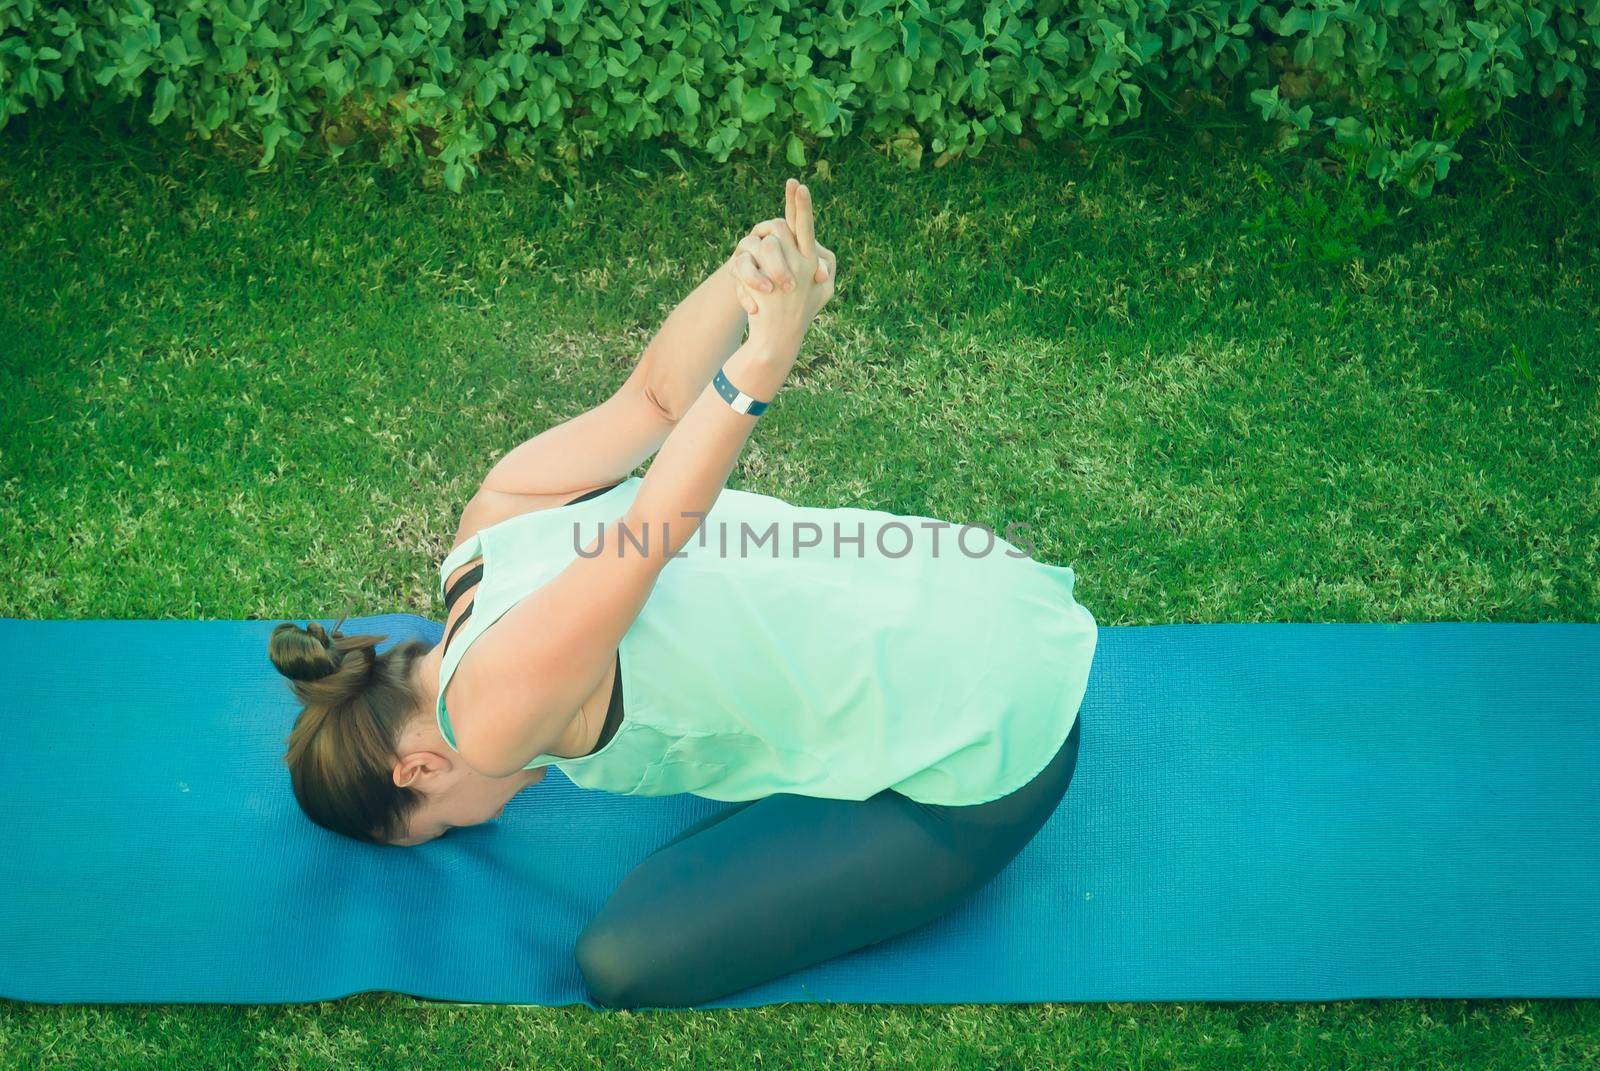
left=270, top=613, right=432, bottom=845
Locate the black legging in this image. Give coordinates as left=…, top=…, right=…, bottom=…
left=574, top=711, right=1084, bottom=1009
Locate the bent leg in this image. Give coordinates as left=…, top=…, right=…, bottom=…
left=575, top=790, right=993, bottom=1009
left=576, top=714, right=1085, bottom=1010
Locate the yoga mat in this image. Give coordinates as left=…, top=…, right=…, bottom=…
left=1, top=615, right=1596, bottom=1007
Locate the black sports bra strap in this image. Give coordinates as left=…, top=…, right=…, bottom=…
left=443, top=561, right=484, bottom=615
left=442, top=600, right=475, bottom=655
left=565, top=481, right=621, bottom=506
left=440, top=561, right=483, bottom=659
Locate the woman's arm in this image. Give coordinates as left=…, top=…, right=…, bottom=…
left=450, top=183, right=829, bottom=778
left=479, top=205, right=833, bottom=500
left=476, top=258, right=751, bottom=500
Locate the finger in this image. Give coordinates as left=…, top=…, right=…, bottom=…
left=813, top=243, right=834, bottom=282
left=732, top=246, right=774, bottom=291
left=755, top=205, right=811, bottom=268
left=742, top=229, right=792, bottom=287
left=746, top=233, right=785, bottom=290
left=750, top=218, right=797, bottom=243
left=757, top=233, right=798, bottom=290
left=785, top=178, right=798, bottom=236
left=750, top=219, right=805, bottom=282
left=793, top=182, right=817, bottom=260
left=733, top=278, right=759, bottom=316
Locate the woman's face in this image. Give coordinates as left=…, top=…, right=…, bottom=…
left=388, top=768, right=540, bottom=845
left=386, top=712, right=548, bottom=846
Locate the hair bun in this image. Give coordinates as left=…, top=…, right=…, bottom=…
left=269, top=620, right=342, bottom=682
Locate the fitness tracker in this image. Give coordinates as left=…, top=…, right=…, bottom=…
left=712, top=366, right=770, bottom=416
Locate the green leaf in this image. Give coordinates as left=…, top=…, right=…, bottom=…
left=841, top=19, right=881, bottom=49
left=158, top=37, right=188, bottom=65
left=888, top=54, right=911, bottom=92
left=674, top=82, right=699, bottom=116
left=740, top=85, right=776, bottom=122
left=797, top=84, right=829, bottom=127
left=785, top=131, right=806, bottom=166
left=1275, top=9, right=1309, bottom=35
left=293, top=0, right=327, bottom=35
left=150, top=75, right=176, bottom=123
left=261, top=121, right=288, bottom=166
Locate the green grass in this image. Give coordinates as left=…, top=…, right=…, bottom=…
left=2, top=107, right=1598, bottom=1067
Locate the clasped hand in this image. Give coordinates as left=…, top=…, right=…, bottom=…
left=726, top=178, right=838, bottom=351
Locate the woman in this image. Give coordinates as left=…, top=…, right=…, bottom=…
left=270, top=178, right=1098, bottom=1009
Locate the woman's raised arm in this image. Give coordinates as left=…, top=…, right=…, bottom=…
left=477, top=180, right=827, bottom=501
left=448, top=184, right=829, bottom=778
left=473, top=262, right=750, bottom=502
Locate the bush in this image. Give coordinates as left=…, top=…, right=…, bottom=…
left=2, top=0, right=1596, bottom=193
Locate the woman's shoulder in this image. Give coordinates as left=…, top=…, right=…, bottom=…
left=446, top=487, right=594, bottom=560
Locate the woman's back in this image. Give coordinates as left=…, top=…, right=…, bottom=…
left=436, top=477, right=1098, bottom=806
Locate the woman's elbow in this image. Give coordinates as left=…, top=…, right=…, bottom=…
left=635, top=353, right=686, bottom=424
left=640, top=379, right=685, bottom=425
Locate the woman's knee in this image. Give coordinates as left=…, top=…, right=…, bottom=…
left=574, top=920, right=640, bottom=1009
left=574, top=914, right=686, bottom=1010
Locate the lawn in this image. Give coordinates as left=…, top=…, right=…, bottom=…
left=1, top=107, right=1597, bottom=1068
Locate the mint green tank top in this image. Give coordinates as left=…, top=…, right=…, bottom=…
left=435, top=478, right=1098, bottom=807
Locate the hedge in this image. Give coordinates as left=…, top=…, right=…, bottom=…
left=1, top=0, right=1596, bottom=193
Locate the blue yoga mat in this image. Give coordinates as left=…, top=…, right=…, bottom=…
left=1, top=615, right=1596, bottom=1006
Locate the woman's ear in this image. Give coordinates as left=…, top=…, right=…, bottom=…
left=392, top=756, right=420, bottom=789
left=392, top=749, right=452, bottom=789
